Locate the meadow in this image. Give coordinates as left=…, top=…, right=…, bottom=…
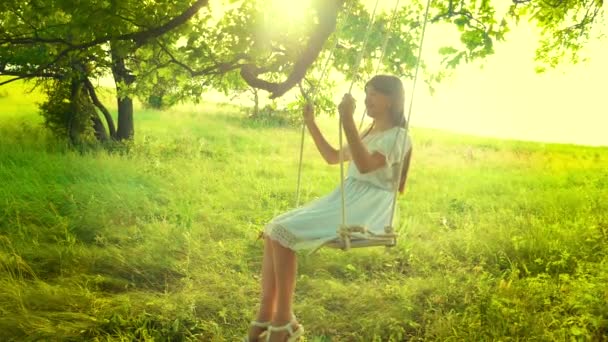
left=0, top=81, right=607, bottom=341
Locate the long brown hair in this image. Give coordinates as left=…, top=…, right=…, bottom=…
left=365, top=75, right=407, bottom=128
left=364, top=75, right=412, bottom=194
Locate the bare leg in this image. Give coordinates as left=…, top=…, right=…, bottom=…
left=247, top=235, right=277, bottom=341
left=268, top=239, right=299, bottom=341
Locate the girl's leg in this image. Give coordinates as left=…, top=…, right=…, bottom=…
left=268, top=239, right=299, bottom=341
left=247, top=235, right=277, bottom=340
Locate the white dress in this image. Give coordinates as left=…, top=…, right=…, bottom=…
left=264, top=126, right=412, bottom=252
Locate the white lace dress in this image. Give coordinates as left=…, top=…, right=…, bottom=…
left=264, top=126, right=411, bottom=252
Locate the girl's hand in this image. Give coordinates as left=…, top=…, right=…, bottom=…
left=303, top=102, right=314, bottom=123
left=338, top=93, right=356, bottom=119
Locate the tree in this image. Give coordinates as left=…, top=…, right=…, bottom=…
left=236, top=0, right=604, bottom=98
left=0, top=0, right=604, bottom=142
left=0, top=0, right=211, bottom=141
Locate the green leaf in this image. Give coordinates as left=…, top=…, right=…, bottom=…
left=438, top=46, right=459, bottom=55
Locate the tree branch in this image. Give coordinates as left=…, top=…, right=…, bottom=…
left=0, top=77, right=25, bottom=86
left=156, top=42, right=242, bottom=76
left=0, top=0, right=209, bottom=54
left=0, top=36, right=73, bottom=45
left=9, top=0, right=209, bottom=85
left=84, top=77, right=116, bottom=138
left=240, top=0, right=345, bottom=99
left=0, top=71, right=60, bottom=86
left=129, top=0, right=209, bottom=45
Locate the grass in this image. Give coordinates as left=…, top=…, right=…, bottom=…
left=0, top=81, right=607, bottom=341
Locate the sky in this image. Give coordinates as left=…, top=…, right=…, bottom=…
left=408, top=20, right=608, bottom=147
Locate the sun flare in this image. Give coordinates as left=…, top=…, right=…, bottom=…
left=266, top=0, right=312, bottom=23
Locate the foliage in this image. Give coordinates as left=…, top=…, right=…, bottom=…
left=38, top=79, right=98, bottom=144
left=508, top=0, right=605, bottom=71
left=0, top=0, right=604, bottom=138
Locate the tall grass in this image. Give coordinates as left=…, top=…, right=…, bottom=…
left=0, top=83, right=607, bottom=341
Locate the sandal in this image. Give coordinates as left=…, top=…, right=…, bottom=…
left=265, top=320, right=304, bottom=342
left=244, top=314, right=298, bottom=342
left=243, top=320, right=271, bottom=342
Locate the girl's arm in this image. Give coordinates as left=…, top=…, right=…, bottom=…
left=305, top=115, right=351, bottom=164
left=304, top=103, right=351, bottom=164
left=339, top=95, right=387, bottom=174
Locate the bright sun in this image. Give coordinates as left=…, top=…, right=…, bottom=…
left=266, top=0, right=312, bottom=23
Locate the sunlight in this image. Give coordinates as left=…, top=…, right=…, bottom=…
left=266, top=0, right=312, bottom=23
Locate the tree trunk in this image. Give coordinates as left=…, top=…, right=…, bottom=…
left=253, top=88, right=259, bottom=117
left=84, top=77, right=116, bottom=139
left=116, top=96, right=134, bottom=139
left=111, top=42, right=135, bottom=141
left=68, top=80, right=81, bottom=145
left=91, top=112, right=109, bottom=142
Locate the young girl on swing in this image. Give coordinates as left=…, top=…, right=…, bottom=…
left=245, top=75, right=413, bottom=342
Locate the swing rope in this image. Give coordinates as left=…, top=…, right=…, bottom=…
left=339, top=0, right=382, bottom=227
left=358, top=0, right=402, bottom=131
left=330, top=0, right=432, bottom=252
left=295, top=0, right=355, bottom=207
left=388, top=0, right=431, bottom=229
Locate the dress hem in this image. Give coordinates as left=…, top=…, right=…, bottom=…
left=263, top=222, right=298, bottom=251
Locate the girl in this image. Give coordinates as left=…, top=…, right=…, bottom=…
left=245, top=75, right=413, bottom=342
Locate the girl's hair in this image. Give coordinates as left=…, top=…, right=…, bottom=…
left=365, top=75, right=406, bottom=128
left=363, top=75, right=412, bottom=195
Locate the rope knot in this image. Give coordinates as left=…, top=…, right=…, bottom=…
left=337, top=224, right=369, bottom=250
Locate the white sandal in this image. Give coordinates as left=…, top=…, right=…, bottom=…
left=243, top=320, right=270, bottom=342
left=265, top=321, right=304, bottom=342
left=244, top=314, right=298, bottom=342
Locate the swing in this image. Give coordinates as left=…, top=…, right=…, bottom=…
left=295, top=0, right=431, bottom=253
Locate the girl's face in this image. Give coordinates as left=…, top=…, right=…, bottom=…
left=365, top=86, right=391, bottom=120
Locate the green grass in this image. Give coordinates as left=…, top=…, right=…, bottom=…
left=0, top=83, right=607, bottom=341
